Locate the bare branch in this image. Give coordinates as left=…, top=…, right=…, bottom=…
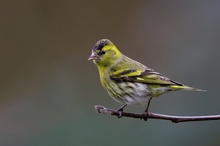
left=94, top=105, right=220, bottom=123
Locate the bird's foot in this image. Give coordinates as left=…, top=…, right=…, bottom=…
left=142, top=110, right=151, bottom=121
left=116, top=104, right=127, bottom=118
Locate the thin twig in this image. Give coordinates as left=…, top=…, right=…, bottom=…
left=94, top=105, right=220, bottom=123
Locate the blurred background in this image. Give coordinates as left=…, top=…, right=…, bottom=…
left=0, top=0, right=220, bottom=146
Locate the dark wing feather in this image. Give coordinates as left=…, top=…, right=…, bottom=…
left=110, top=68, right=184, bottom=86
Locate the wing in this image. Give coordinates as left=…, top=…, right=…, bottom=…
left=110, top=68, right=184, bottom=86
left=110, top=55, right=184, bottom=86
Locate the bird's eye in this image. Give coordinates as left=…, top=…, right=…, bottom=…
left=99, top=50, right=106, bottom=55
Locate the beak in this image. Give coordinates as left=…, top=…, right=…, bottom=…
left=88, top=52, right=100, bottom=61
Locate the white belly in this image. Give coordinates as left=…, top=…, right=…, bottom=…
left=107, top=82, right=151, bottom=106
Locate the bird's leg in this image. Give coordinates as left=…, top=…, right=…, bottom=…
left=117, top=104, right=127, bottom=111
left=116, top=104, right=127, bottom=118
left=143, top=97, right=153, bottom=121
left=145, top=97, right=153, bottom=113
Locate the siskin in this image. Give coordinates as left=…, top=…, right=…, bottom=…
left=88, top=39, right=205, bottom=113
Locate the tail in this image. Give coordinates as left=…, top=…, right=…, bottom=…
left=170, top=85, right=206, bottom=92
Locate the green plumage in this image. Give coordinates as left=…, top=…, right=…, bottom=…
left=89, top=39, right=205, bottom=111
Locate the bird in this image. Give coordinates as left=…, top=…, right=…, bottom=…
left=88, top=39, right=205, bottom=114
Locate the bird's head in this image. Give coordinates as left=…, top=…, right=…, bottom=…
left=88, top=39, right=121, bottom=67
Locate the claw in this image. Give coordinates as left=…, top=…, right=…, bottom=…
left=118, top=111, right=123, bottom=118
left=143, top=111, right=150, bottom=121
